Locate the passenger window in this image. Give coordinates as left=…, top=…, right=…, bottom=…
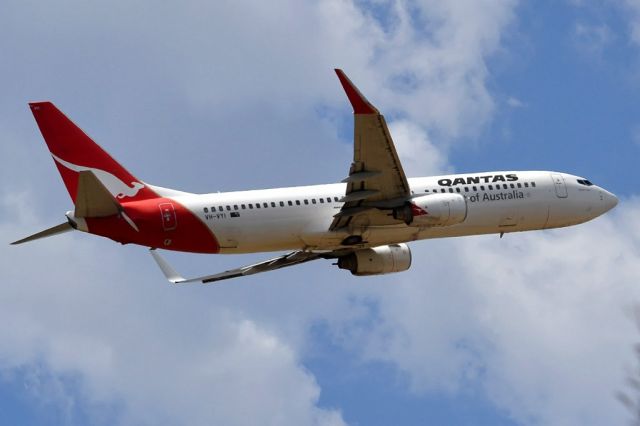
left=319, top=198, right=324, bottom=203
left=234, top=205, right=239, bottom=210
left=480, top=185, right=485, bottom=191
left=502, top=184, right=508, bottom=189
left=204, top=207, right=209, bottom=213
left=279, top=201, right=284, bottom=207
left=312, top=199, right=317, bottom=204
left=464, top=187, right=469, bottom=192
left=248, top=204, right=253, bottom=209
left=524, top=182, right=529, bottom=188
left=510, top=184, right=515, bottom=189
left=326, top=197, right=331, bottom=203
left=226, top=206, right=231, bottom=211
left=271, top=202, right=276, bottom=207
left=488, top=185, right=493, bottom=190
left=219, top=206, right=224, bottom=212
left=455, top=188, right=460, bottom=193
left=256, top=203, right=261, bottom=209
left=517, top=183, right=522, bottom=188
left=241, top=204, right=246, bottom=209
left=531, top=182, right=536, bottom=187
left=288, top=201, right=293, bottom=206
left=334, top=197, right=339, bottom=202
left=295, top=200, right=300, bottom=205
left=304, top=199, right=309, bottom=205
left=448, top=188, right=454, bottom=193
left=473, top=186, right=477, bottom=191
left=263, top=203, right=268, bottom=208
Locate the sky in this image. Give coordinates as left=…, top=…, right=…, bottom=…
left=2, top=0, right=640, bottom=425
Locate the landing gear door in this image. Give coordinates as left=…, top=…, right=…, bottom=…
left=551, top=173, right=568, bottom=198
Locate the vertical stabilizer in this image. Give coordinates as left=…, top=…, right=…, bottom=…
left=29, top=102, right=157, bottom=203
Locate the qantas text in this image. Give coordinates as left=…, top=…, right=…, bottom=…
left=438, top=174, right=518, bottom=186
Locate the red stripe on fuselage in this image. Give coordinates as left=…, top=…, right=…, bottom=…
left=85, top=197, right=220, bottom=254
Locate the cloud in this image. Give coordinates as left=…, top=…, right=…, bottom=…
left=13, top=1, right=639, bottom=426
left=572, top=21, right=615, bottom=58
left=388, top=120, right=450, bottom=176
left=331, top=199, right=640, bottom=425
left=506, top=96, right=526, bottom=108
left=1, top=190, right=347, bottom=426
left=619, top=0, right=640, bottom=46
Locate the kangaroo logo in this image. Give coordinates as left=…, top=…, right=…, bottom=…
left=51, top=153, right=145, bottom=199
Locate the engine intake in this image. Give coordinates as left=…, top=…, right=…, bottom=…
left=337, top=243, right=412, bottom=276
left=393, top=193, right=467, bottom=226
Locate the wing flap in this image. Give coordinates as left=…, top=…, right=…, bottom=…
left=339, top=190, right=380, bottom=202
left=341, top=171, right=381, bottom=183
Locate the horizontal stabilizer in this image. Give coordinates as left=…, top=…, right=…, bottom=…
left=74, top=170, right=120, bottom=218
left=11, top=222, right=73, bottom=245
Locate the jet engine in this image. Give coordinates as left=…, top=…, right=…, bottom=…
left=392, top=193, right=467, bottom=226
left=337, top=243, right=412, bottom=276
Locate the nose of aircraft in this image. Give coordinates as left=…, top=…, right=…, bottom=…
left=601, top=189, right=618, bottom=213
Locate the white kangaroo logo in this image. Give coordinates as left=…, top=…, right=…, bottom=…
left=51, top=153, right=145, bottom=199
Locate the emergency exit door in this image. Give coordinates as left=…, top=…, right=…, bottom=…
left=159, top=203, right=177, bottom=231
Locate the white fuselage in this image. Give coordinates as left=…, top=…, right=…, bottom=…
left=167, top=171, right=618, bottom=254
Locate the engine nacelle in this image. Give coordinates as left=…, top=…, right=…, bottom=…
left=337, top=243, right=412, bottom=276
left=392, top=193, right=467, bottom=226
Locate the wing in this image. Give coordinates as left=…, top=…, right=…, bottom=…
left=331, top=69, right=410, bottom=231
left=150, top=249, right=324, bottom=284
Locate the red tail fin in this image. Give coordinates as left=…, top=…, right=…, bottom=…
left=29, top=102, right=157, bottom=203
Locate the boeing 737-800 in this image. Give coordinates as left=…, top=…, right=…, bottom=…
left=12, top=70, right=619, bottom=283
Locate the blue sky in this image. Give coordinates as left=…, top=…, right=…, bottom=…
left=2, top=1, right=640, bottom=425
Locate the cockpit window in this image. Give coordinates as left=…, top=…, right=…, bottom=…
left=577, top=179, right=594, bottom=186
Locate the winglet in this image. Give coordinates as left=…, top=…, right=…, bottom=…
left=150, top=249, right=186, bottom=284
left=334, top=69, right=379, bottom=114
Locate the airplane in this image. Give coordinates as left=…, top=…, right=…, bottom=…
left=12, top=69, right=619, bottom=283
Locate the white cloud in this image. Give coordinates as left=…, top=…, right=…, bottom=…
left=388, top=120, right=451, bottom=176
left=619, top=0, right=640, bottom=46
left=13, top=1, right=640, bottom=426
left=572, top=21, right=615, bottom=58
left=1, top=191, right=346, bottom=426
left=507, top=96, right=526, bottom=108
left=335, top=199, right=640, bottom=425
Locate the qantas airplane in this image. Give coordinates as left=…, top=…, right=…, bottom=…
left=12, top=70, right=618, bottom=283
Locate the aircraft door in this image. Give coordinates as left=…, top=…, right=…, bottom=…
left=158, top=202, right=177, bottom=231
left=551, top=173, right=568, bottom=198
